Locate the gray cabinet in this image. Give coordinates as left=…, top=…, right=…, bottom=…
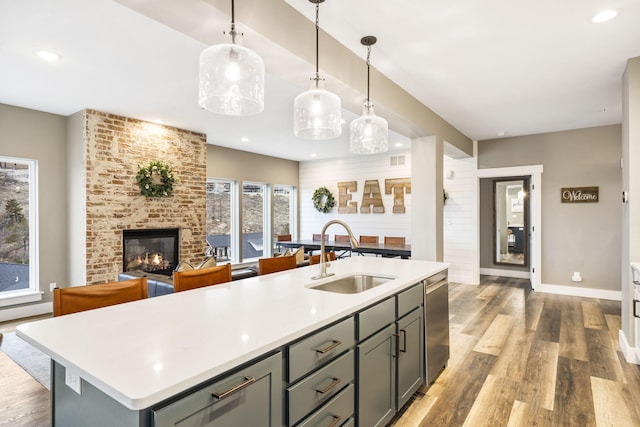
left=396, top=307, right=424, bottom=409
left=357, top=323, right=397, bottom=427
left=356, top=282, right=426, bottom=427
left=152, top=352, right=282, bottom=427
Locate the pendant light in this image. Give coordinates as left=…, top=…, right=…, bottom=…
left=293, top=0, right=342, bottom=140
left=350, top=36, right=388, bottom=154
left=198, top=0, right=265, bottom=116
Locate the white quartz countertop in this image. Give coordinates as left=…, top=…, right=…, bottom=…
left=17, top=257, right=447, bottom=410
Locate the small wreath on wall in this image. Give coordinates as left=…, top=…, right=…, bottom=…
left=136, top=160, right=178, bottom=198
left=312, top=186, right=336, bottom=213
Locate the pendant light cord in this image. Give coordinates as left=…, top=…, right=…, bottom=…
left=230, top=0, right=237, bottom=43
left=314, top=2, right=320, bottom=81
left=366, top=45, right=371, bottom=103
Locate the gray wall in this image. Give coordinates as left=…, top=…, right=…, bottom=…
left=478, top=125, right=622, bottom=290
left=207, top=145, right=298, bottom=185
left=0, top=103, right=68, bottom=306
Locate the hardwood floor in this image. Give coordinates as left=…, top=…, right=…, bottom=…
left=0, top=315, right=50, bottom=427
left=1, top=278, right=639, bottom=426
left=392, top=276, right=640, bottom=427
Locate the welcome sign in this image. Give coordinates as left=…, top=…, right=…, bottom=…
left=561, top=186, right=599, bottom=203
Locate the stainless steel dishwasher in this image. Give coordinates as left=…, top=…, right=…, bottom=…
left=424, top=270, right=449, bottom=384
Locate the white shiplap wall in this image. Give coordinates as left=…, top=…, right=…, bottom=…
left=443, top=155, right=477, bottom=284
left=299, top=151, right=412, bottom=243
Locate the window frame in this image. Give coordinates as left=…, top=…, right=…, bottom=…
left=241, top=181, right=268, bottom=263
left=205, top=178, right=237, bottom=264
left=205, top=178, right=298, bottom=266
left=272, top=184, right=297, bottom=254
left=0, top=156, right=41, bottom=306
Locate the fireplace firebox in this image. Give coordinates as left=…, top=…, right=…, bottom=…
left=122, top=228, right=179, bottom=276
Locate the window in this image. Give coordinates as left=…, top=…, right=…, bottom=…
left=242, top=182, right=266, bottom=261
left=0, top=157, right=39, bottom=303
left=206, top=179, right=235, bottom=263
left=206, top=179, right=297, bottom=264
left=273, top=184, right=295, bottom=240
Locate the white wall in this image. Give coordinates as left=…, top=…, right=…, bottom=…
left=299, top=151, right=412, bottom=242
left=621, top=57, right=640, bottom=363
left=443, top=155, right=477, bottom=283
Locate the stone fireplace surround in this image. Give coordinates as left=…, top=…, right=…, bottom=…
left=82, top=110, right=207, bottom=284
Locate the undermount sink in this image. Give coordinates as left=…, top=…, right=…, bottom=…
left=308, top=274, right=394, bottom=294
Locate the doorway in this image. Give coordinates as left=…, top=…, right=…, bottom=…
left=476, top=165, right=542, bottom=290
left=493, top=177, right=529, bottom=267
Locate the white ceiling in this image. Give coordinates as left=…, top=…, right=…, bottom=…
left=1, top=0, right=639, bottom=161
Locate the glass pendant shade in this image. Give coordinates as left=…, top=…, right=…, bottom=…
left=198, top=32, right=265, bottom=116
left=293, top=79, right=342, bottom=140
left=350, top=102, right=388, bottom=154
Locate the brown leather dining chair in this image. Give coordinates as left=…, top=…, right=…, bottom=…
left=173, top=264, right=232, bottom=292
left=334, top=234, right=352, bottom=258
left=309, top=251, right=337, bottom=265
left=359, top=235, right=379, bottom=244
left=53, top=277, right=148, bottom=317
left=258, top=255, right=297, bottom=275
left=277, top=234, right=292, bottom=242
left=384, top=236, right=406, bottom=246
left=383, top=236, right=406, bottom=258
left=359, top=235, right=380, bottom=256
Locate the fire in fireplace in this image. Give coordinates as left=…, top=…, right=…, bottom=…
left=122, top=228, right=179, bottom=276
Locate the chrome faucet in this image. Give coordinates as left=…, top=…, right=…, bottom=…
left=312, top=220, right=359, bottom=280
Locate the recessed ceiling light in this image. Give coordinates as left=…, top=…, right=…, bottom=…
left=310, top=153, right=317, bottom=158
left=153, top=119, right=165, bottom=124
left=240, top=137, right=250, bottom=142
left=34, top=50, right=61, bottom=61
left=394, top=142, right=403, bottom=148
left=497, top=131, right=506, bottom=137
left=592, top=9, right=619, bottom=23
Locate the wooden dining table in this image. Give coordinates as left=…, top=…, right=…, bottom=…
left=277, top=239, right=411, bottom=259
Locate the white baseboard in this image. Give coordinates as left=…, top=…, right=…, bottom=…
left=0, top=302, right=52, bottom=323
left=448, top=272, right=478, bottom=285
left=619, top=330, right=640, bottom=365
left=480, top=268, right=531, bottom=279
left=534, top=283, right=621, bottom=301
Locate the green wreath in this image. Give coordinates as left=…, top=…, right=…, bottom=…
left=136, top=160, right=178, bottom=198
left=312, top=186, right=335, bottom=213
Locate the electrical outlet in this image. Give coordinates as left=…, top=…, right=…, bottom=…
left=65, top=368, right=82, bottom=394
left=49, top=282, right=56, bottom=292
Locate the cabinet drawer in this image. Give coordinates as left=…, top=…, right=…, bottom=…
left=152, top=352, right=282, bottom=427
left=358, top=297, right=395, bottom=341
left=296, top=383, right=354, bottom=427
left=289, top=317, right=354, bottom=382
left=288, top=351, right=354, bottom=426
left=397, top=282, right=423, bottom=318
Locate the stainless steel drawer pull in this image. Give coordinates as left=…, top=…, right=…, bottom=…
left=400, top=329, right=407, bottom=353
left=316, top=377, right=341, bottom=394
left=316, top=340, right=341, bottom=354
left=327, top=415, right=342, bottom=427
left=392, top=333, right=400, bottom=358
left=634, top=299, right=640, bottom=318
left=211, top=376, right=256, bottom=400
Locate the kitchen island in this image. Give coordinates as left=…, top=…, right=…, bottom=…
left=17, top=257, right=448, bottom=426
